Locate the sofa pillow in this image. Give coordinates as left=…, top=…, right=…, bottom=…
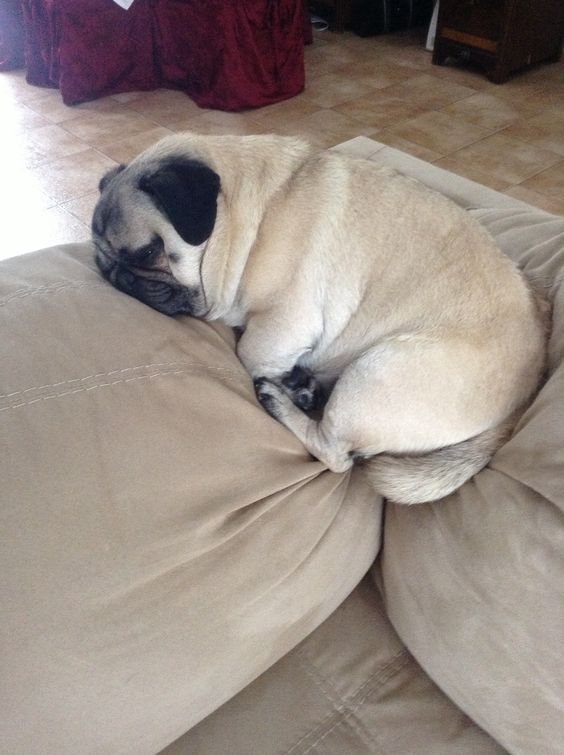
left=0, top=243, right=380, bottom=755
left=380, top=201, right=564, bottom=754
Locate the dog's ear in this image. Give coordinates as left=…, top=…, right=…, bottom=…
left=139, top=158, right=220, bottom=246
left=98, top=164, right=127, bottom=193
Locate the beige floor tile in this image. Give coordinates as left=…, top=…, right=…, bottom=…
left=335, top=92, right=425, bottom=130
left=378, top=46, right=434, bottom=73
left=273, top=124, right=367, bottom=150
left=0, top=123, right=88, bottom=170
left=372, top=131, right=442, bottom=162
left=444, top=133, right=563, bottom=185
left=0, top=70, right=63, bottom=109
left=425, top=60, right=496, bottom=90
left=250, top=97, right=322, bottom=128
left=336, top=60, right=414, bottom=90
left=174, top=109, right=275, bottom=136
left=170, top=114, right=271, bottom=137
left=60, top=107, right=161, bottom=150
left=329, top=137, right=385, bottom=159
left=127, top=89, right=204, bottom=127
left=305, top=42, right=361, bottom=71
left=432, top=156, right=512, bottom=191
left=25, top=91, right=117, bottom=124
left=283, top=107, right=377, bottom=140
left=110, top=91, right=148, bottom=104
left=0, top=163, right=58, bottom=214
left=97, top=126, right=174, bottom=163
left=27, top=149, right=118, bottom=204
left=0, top=130, right=48, bottom=169
left=442, top=92, right=538, bottom=131
left=304, top=72, right=378, bottom=108
left=512, top=60, right=564, bottom=86
left=386, top=111, right=491, bottom=155
left=519, top=160, right=564, bottom=202
left=500, top=111, right=564, bottom=158
left=1, top=206, right=89, bottom=261
left=305, top=57, right=347, bottom=79
left=61, top=192, right=100, bottom=226
left=504, top=185, right=564, bottom=216
left=489, top=81, right=564, bottom=115
left=27, top=124, right=90, bottom=162
left=2, top=100, right=51, bottom=131
left=380, top=73, right=478, bottom=110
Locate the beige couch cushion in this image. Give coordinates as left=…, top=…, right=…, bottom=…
left=167, top=577, right=504, bottom=755
left=346, top=141, right=564, bottom=754
left=381, top=206, right=564, bottom=754
left=165, top=141, right=564, bottom=755
left=1, top=138, right=563, bottom=755
left=0, top=244, right=380, bottom=754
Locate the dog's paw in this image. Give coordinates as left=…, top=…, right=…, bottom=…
left=253, top=377, right=284, bottom=419
left=282, top=366, right=325, bottom=412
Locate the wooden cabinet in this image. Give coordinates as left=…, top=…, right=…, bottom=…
left=432, top=0, right=564, bottom=83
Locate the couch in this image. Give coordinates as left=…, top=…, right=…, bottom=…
left=15, top=0, right=311, bottom=108
left=1, top=137, right=563, bottom=755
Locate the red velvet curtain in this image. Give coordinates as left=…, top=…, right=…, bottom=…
left=14, top=0, right=310, bottom=110
left=154, top=0, right=308, bottom=110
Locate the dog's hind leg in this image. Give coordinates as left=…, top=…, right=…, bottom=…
left=254, top=377, right=354, bottom=473
left=255, top=338, right=501, bottom=476
left=281, top=365, right=326, bottom=412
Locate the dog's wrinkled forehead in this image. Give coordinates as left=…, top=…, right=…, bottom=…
left=92, top=168, right=157, bottom=254
left=92, top=155, right=221, bottom=255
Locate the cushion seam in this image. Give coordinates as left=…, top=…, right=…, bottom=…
left=0, top=364, right=249, bottom=413
left=0, top=281, right=107, bottom=306
left=285, top=649, right=410, bottom=754
left=0, top=361, right=243, bottom=400
left=292, top=652, right=380, bottom=753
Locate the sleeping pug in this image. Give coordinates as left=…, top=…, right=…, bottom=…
left=92, top=132, right=547, bottom=504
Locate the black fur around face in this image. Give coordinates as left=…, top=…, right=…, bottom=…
left=95, top=246, right=202, bottom=316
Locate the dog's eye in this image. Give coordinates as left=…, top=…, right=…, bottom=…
left=135, top=244, right=162, bottom=265
left=134, top=237, right=164, bottom=266
left=137, top=247, right=158, bottom=263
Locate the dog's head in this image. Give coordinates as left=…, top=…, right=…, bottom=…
left=92, top=153, right=220, bottom=317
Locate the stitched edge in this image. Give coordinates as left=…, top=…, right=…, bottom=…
left=302, top=652, right=411, bottom=755
left=0, top=365, right=248, bottom=413
left=302, top=651, right=411, bottom=755
left=0, top=361, right=240, bottom=399
left=0, top=281, right=107, bottom=307
left=286, top=649, right=409, bottom=755
left=296, top=653, right=380, bottom=753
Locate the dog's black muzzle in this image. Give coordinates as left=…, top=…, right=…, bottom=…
left=95, top=248, right=201, bottom=317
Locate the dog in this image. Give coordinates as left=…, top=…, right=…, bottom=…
left=92, top=132, right=547, bottom=504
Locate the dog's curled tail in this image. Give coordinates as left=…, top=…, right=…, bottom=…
left=364, top=418, right=517, bottom=505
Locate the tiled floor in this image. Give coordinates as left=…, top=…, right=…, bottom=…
left=1, top=26, right=563, bottom=260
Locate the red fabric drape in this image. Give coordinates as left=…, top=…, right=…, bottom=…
left=154, top=0, right=307, bottom=110
left=16, top=0, right=310, bottom=110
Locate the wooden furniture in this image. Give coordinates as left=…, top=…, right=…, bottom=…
left=432, top=0, right=564, bottom=83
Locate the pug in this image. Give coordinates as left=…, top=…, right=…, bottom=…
left=92, top=132, right=547, bottom=504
